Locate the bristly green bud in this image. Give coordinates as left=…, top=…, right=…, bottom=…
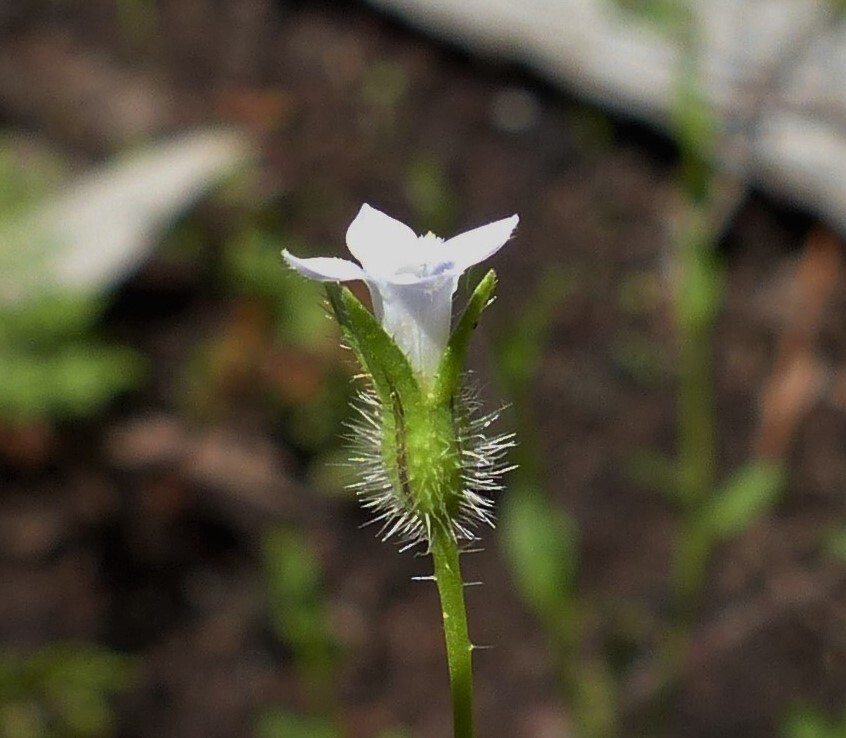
left=329, top=272, right=514, bottom=550
left=345, top=382, right=513, bottom=549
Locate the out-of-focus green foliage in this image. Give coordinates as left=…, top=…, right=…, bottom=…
left=261, top=527, right=414, bottom=738
left=258, top=710, right=411, bottom=738
left=493, top=271, right=618, bottom=736
left=404, top=154, right=455, bottom=236
left=0, top=292, right=143, bottom=423
left=673, top=213, right=724, bottom=336
left=494, top=269, right=570, bottom=407
left=784, top=707, right=846, bottom=738
left=824, top=526, right=846, bottom=562
left=359, top=60, right=409, bottom=129
left=501, top=481, right=578, bottom=627
left=0, top=644, right=134, bottom=738
left=201, top=225, right=353, bottom=455
left=0, top=125, right=254, bottom=419
left=0, top=140, right=66, bottom=214
left=0, top=338, right=142, bottom=421
left=0, top=295, right=104, bottom=346
left=263, top=528, right=338, bottom=702
left=115, top=0, right=158, bottom=46
left=225, top=227, right=333, bottom=351
left=257, top=711, right=339, bottom=738
left=697, top=461, right=785, bottom=539
left=494, top=270, right=574, bottom=622
left=610, top=0, right=685, bottom=27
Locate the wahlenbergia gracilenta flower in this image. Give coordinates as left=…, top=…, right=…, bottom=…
left=282, top=203, right=519, bottom=738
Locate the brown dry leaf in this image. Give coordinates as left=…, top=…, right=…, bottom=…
left=753, top=226, right=842, bottom=460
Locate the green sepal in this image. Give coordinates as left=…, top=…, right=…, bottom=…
left=324, top=283, right=422, bottom=410
left=433, top=269, right=497, bottom=405
left=325, top=283, right=466, bottom=533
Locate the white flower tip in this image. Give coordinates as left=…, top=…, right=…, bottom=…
left=345, top=203, right=419, bottom=273
left=281, top=249, right=366, bottom=282
left=497, top=214, right=520, bottom=239
left=444, top=212, right=520, bottom=271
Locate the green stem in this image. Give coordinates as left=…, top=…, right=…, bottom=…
left=678, top=320, right=715, bottom=508
left=431, top=525, right=475, bottom=738
left=673, top=214, right=718, bottom=618
left=677, top=250, right=719, bottom=510
left=671, top=518, right=712, bottom=619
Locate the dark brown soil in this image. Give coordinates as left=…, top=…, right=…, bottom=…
left=1, top=2, right=845, bottom=737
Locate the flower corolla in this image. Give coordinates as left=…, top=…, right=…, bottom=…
left=282, top=204, right=518, bottom=379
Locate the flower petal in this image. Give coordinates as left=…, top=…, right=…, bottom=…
left=369, top=275, right=458, bottom=379
left=282, top=250, right=366, bottom=282
left=345, top=203, right=418, bottom=275
left=444, top=214, right=519, bottom=271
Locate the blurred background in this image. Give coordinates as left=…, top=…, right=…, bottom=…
left=2, top=1, right=846, bottom=737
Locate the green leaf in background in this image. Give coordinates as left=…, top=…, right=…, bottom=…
left=0, top=344, right=143, bottom=421
left=783, top=706, right=846, bottom=738
left=493, top=270, right=576, bottom=625
left=501, top=482, right=579, bottom=622
left=225, top=228, right=333, bottom=351
left=0, top=135, right=68, bottom=216
left=493, top=268, right=569, bottom=401
left=822, top=527, right=846, bottom=563
left=610, top=0, right=685, bottom=28
left=0, top=643, right=135, bottom=738
left=263, top=528, right=337, bottom=701
left=698, top=461, right=785, bottom=540
left=673, top=76, right=717, bottom=200
left=0, top=295, right=104, bottom=347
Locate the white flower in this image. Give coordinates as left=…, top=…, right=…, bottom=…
left=282, top=204, right=518, bottom=379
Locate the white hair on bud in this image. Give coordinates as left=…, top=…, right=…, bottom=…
left=342, top=381, right=515, bottom=550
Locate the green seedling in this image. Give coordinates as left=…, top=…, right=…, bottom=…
left=262, top=528, right=415, bottom=738
left=494, top=270, right=616, bottom=736
left=611, top=2, right=788, bottom=732
left=263, top=527, right=339, bottom=713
